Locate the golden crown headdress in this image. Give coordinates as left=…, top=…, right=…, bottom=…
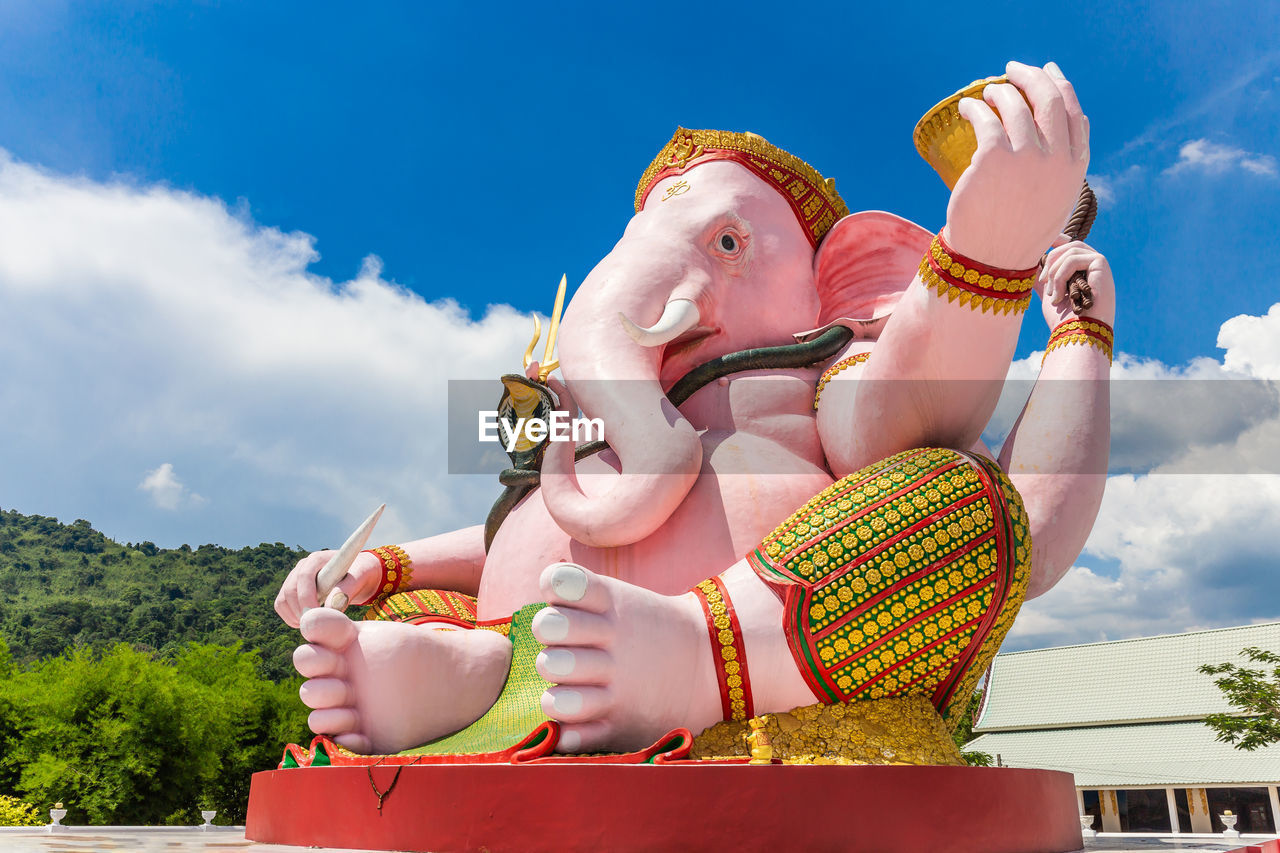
left=635, top=128, right=850, bottom=248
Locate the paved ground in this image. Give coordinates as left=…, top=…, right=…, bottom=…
left=0, top=827, right=1274, bottom=852
left=0, top=827, right=318, bottom=852
left=1084, top=835, right=1276, bottom=851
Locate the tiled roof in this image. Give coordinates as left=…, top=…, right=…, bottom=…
left=974, top=621, right=1280, bottom=731
left=965, top=721, right=1280, bottom=787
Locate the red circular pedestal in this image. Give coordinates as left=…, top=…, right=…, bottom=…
left=246, top=763, right=1083, bottom=853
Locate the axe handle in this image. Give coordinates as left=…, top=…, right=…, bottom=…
left=1062, top=181, right=1098, bottom=313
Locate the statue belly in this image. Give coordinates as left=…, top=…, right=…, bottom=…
left=476, top=433, right=833, bottom=620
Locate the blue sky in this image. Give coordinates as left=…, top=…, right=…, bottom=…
left=4, top=1, right=1276, bottom=360
left=0, top=1, right=1278, bottom=647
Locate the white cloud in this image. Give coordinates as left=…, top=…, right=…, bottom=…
left=987, top=345, right=1276, bottom=474
left=1008, top=565, right=1198, bottom=649
left=1220, top=303, right=1280, bottom=378
left=138, top=462, right=204, bottom=511
left=1086, top=165, right=1143, bottom=207
left=3, top=146, right=1279, bottom=651
left=1164, top=138, right=1277, bottom=177
left=1004, top=299, right=1280, bottom=648
left=0, top=150, right=531, bottom=548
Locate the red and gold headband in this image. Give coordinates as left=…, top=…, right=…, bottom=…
left=635, top=128, right=850, bottom=248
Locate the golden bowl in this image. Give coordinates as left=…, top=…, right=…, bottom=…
left=913, top=75, right=1008, bottom=190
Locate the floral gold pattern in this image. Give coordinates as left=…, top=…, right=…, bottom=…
left=1043, top=317, right=1114, bottom=364
left=364, top=588, right=477, bottom=628
left=913, top=76, right=1011, bottom=190
left=918, top=232, right=1037, bottom=316
left=747, top=447, right=1030, bottom=728
left=635, top=128, right=850, bottom=248
left=356, top=544, right=414, bottom=605
left=692, top=577, right=754, bottom=721
left=813, top=352, right=871, bottom=409
left=692, top=695, right=964, bottom=765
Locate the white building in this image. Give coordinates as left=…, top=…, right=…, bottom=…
left=966, top=621, right=1280, bottom=834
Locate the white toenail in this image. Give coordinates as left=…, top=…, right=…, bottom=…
left=550, top=563, right=588, bottom=601
left=535, top=609, right=570, bottom=643
left=559, top=729, right=582, bottom=752
left=541, top=649, right=576, bottom=677
left=552, top=689, right=583, bottom=715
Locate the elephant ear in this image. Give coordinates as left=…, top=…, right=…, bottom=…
left=807, top=210, right=933, bottom=333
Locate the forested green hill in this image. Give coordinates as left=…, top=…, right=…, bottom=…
left=0, top=508, right=309, bottom=680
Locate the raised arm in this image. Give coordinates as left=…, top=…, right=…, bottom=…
left=820, top=61, right=1089, bottom=477
left=274, top=523, right=487, bottom=627
left=999, top=240, right=1114, bottom=599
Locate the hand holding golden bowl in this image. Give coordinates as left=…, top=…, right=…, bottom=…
left=913, top=61, right=1091, bottom=278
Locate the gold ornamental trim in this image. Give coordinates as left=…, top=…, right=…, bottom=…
left=691, top=695, right=965, bottom=766
left=635, top=127, right=850, bottom=247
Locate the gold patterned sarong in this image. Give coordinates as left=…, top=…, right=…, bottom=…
left=747, top=447, right=1029, bottom=727
left=365, top=588, right=510, bottom=636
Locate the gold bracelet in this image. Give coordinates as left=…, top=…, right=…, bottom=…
left=813, top=352, right=870, bottom=410
left=360, top=544, right=414, bottom=603
left=918, top=233, right=1038, bottom=316
left=1042, top=318, right=1114, bottom=364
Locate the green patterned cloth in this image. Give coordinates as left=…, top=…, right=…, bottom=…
left=398, top=602, right=552, bottom=756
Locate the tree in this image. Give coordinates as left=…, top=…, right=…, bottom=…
left=0, top=642, right=308, bottom=825
left=0, top=794, right=42, bottom=827
left=1200, top=646, right=1280, bottom=751
left=952, top=689, right=994, bottom=766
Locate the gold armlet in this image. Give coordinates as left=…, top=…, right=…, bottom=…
left=358, top=545, right=414, bottom=605
left=1042, top=318, right=1114, bottom=364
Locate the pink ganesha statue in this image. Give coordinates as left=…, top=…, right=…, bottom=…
left=274, top=61, right=1114, bottom=764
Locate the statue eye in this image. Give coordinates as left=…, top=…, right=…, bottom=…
left=714, top=228, right=746, bottom=258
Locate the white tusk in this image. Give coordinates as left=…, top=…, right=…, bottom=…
left=618, top=298, right=701, bottom=347
left=314, top=503, right=385, bottom=609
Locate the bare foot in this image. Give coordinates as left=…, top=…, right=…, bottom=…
left=295, top=609, right=512, bottom=755
left=531, top=561, right=817, bottom=753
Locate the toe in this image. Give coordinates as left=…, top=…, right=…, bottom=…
left=298, top=677, right=351, bottom=710
left=554, top=721, right=613, bottom=754
left=333, top=732, right=374, bottom=755
left=532, top=606, right=613, bottom=647
left=539, top=562, right=613, bottom=613
left=536, top=647, right=613, bottom=684
left=540, top=685, right=611, bottom=724
left=299, top=607, right=358, bottom=651
left=293, top=643, right=345, bottom=678
left=307, top=707, right=359, bottom=735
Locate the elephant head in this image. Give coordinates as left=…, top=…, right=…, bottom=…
left=539, top=128, right=928, bottom=547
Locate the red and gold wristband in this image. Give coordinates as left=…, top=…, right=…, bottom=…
left=918, top=232, right=1038, bottom=316
left=357, top=544, right=414, bottom=606
left=1043, top=317, right=1114, bottom=364
left=692, top=577, right=754, bottom=722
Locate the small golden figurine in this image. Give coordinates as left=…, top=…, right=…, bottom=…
left=745, top=716, right=774, bottom=765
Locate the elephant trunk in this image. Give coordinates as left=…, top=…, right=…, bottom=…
left=539, top=258, right=706, bottom=548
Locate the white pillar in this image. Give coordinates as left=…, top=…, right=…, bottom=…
left=1269, top=786, right=1280, bottom=834
left=1077, top=789, right=1086, bottom=814
left=1166, top=788, right=1181, bottom=834
left=1100, top=789, right=1123, bottom=833
left=1188, top=788, right=1214, bottom=834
